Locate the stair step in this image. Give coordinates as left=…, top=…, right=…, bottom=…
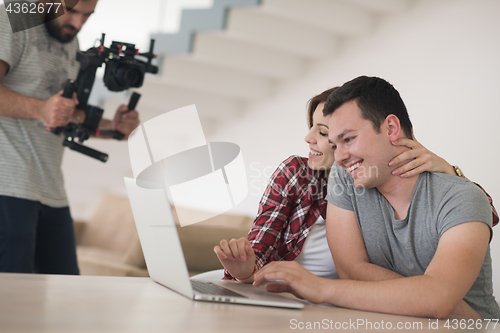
left=337, top=0, right=412, bottom=14
left=160, top=56, right=273, bottom=100
left=226, top=7, right=337, bottom=59
left=192, top=31, right=305, bottom=79
left=152, top=0, right=262, bottom=54
left=262, top=0, right=373, bottom=36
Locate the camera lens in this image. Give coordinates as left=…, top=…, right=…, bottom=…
left=116, top=65, right=142, bottom=87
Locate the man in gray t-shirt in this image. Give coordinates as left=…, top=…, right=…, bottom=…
left=253, top=76, right=499, bottom=319
left=327, top=163, right=499, bottom=319
left=0, top=0, right=140, bottom=274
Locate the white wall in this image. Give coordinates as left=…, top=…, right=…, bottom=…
left=216, top=0, right=500, bottom=215
left=78, top=0, right=213, bottom=51
left=210, top=0, right=500, bottom=294
left=63, top=0, right=500, bottom=294
left=62, top=0, right=216, bottom=220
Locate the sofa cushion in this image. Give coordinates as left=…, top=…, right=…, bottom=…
left=76, top=245, right=147, bottom=276
left=173, top=207, right=254, bottom=274
left=122, top=236, right=147, bottom=269
left=76, top=194, right=255, bottom=277
left=78, top=195, right=138, bottom=254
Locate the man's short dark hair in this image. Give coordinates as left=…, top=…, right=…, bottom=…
left=323, top=76, right=413, bottom=139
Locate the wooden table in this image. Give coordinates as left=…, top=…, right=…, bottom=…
left=0, top=273, right=498, bottom=332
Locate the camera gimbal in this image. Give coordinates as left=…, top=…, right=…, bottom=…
left=50, top=34, right=158, bottom=162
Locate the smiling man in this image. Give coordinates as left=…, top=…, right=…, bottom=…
left=253, top=76, right=500, bottom=319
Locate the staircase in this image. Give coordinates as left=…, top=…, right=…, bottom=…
left=101, top=0, right=413, bottom=134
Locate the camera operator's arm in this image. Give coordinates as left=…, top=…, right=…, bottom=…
left=0, top=60, right=78, bottom=127
left=98, top=104, right=140, bottom=140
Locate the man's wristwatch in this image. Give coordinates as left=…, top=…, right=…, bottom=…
left=452, top=165, right=465, bottom=178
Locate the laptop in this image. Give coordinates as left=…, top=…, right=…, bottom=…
left=124, top=177, right=304, bottom=309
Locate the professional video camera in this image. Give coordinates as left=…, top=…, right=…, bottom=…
left=50, top=33, right=159, bottom=162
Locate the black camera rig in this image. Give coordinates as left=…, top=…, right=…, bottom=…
left=50, top=33, right=159, bottom=162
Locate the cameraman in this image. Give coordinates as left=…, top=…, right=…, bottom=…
left=0, top=0, right=139, bottom=274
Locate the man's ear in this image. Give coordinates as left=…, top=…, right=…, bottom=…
left=385, top=114, right=402, bottom=142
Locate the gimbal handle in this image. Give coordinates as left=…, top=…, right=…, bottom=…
left=62, top=79, right=76, bottom=98
left=49, top=79, right=76, bottom=135
left=63, top=137, right=108, bottom=162
left=98, top=92, right=141, bottom=140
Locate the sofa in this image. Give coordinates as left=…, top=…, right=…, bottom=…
left=74, top=194, right=254, bottom=277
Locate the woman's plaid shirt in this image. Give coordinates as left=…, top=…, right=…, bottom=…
left=224, top=156, right=328, bottom=279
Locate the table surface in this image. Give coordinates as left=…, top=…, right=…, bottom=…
left=0, top=273, right=498, bottom=333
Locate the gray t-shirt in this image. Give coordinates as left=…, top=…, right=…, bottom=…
left=0, top=5, right=79, bottom=207
left=326, top=163, right=500, bottom=319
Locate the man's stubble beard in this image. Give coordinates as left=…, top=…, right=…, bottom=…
left=43, top=11, right=77, bottom=43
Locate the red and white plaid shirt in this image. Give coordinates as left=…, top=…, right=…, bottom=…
left=474, top=183, right=499, bottom=227
left=224, top=156, right=328, bottom=280
left=223, top=156, right=499, bottom=280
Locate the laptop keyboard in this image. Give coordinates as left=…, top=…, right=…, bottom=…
left=191, top=280, right=247, bottom=298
